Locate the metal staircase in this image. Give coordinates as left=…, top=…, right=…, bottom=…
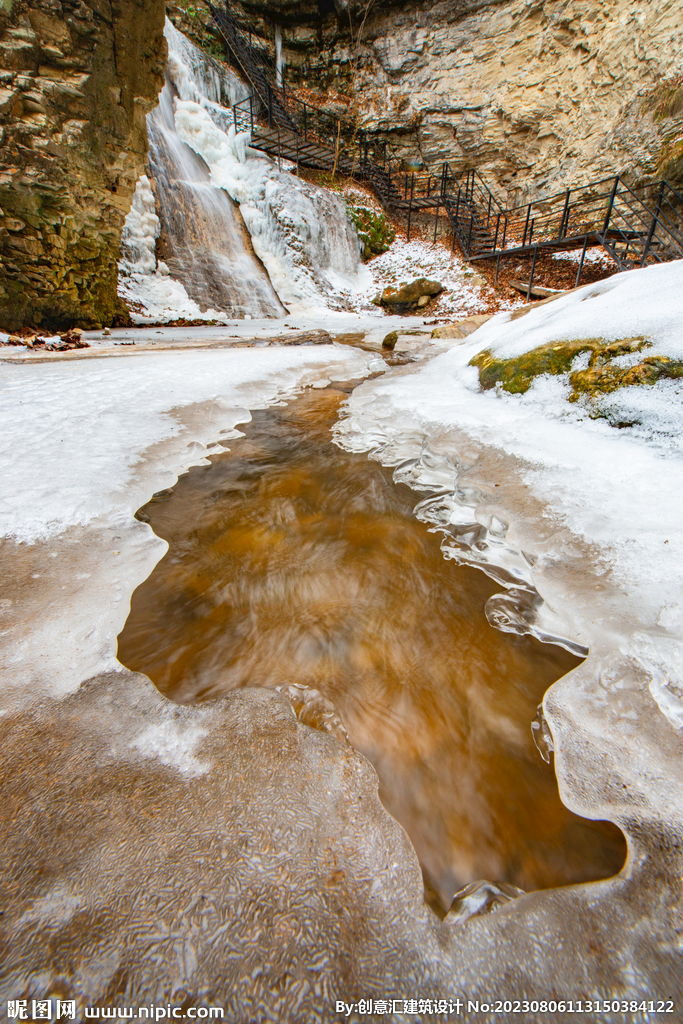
left=206, top=1, right=402, bottom=207
left=436, top=170, right=683, bottom=289
left=204, top=1, right=683, bottom=286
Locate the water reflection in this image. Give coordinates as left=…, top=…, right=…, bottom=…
left=118, top=388, right=625, bottom=913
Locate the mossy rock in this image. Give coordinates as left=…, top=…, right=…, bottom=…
left=346, top=203, right=395, bottom=261
left=471, top=339, right=602, bottom=394
left=569, top=354, right=683, bottom=400
left=471, top=336, right=683, bottom=401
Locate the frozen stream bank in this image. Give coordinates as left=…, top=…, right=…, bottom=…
left=1, top=288, right=682, bottom=1014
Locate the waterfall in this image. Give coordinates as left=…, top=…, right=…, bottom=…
left=119, top=19, right=369, bottom=323
left=118, top=22, right=285, bottom=323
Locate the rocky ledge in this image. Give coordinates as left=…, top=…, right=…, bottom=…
left=0, top=0, right=166, bottom=330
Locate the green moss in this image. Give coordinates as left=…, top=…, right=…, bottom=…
left=471, top=339, right=602, bottom=394
left=569, top=354, right=683, bottom=400
left=470, top=336, right=683, bottom=403
left=346, top=203, right=395, bottom=261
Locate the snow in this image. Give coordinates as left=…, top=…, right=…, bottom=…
left=131, top=721, right=210, bottom=776
left=551, top=245, right=614, bottom=267
left=470, top=259, right=683, bottom=361
left=336, top=259, right=683, bottom=736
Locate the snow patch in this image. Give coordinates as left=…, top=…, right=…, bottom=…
left=130, top=721, right=210, bottom=776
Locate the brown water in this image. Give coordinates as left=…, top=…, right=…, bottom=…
left=118, top=387, right=625, bottom=913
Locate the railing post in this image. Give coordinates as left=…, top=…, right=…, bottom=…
left=602, top=176, right=619, bottom=234
left=493, top=212, right=500, bottom=250
left=454, top=187, right=461, bottom=224
left=501, top=215, right=507, bottom=249
left=487, top=192, right=492, bottom=227
left=522, top=203, right=531, bottom=247
left=494, top=253, right=501, bottom=288
left=407, top=173, right=415, bottom=242
left=575, top=235, right=589, bottom=287
left=467, top=214, right=474, bottom=255
left=433, top=197, right=440, bottom=243
left=528, top=219, right=534, bottom=245
left=640, top=180, right=666, bottom=266
left=560, top=189, right=571, bottom=239
left=526, top=245, right=539, bottom=301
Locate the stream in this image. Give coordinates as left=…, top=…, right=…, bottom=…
left=118, top=383, right=625, bottom=915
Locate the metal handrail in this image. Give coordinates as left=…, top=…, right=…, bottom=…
left=206, top=0, right=683, bottom=274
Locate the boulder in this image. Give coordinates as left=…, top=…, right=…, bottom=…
left=431, top=314, right=491, bottom=339
left=379, top=278, right=443, bottom=313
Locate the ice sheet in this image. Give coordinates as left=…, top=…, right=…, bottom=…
left=0, top=347, right=381, bottom=545
left=1, top=328, right=681, bottom=1010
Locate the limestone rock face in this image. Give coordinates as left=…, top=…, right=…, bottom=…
left=271, top=0, right=683, bottom=201
left=0, top=0, right=166, bottom=330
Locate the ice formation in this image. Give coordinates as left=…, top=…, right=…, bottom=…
left=0, top=347, right=382, bottom=547
left=172, top=99, right=371, bottom=314
left=0, top=345, right=383, bottom=704
left=119, top=20, right=371, bottom=322
left=118, top=174, right=228, bottom=323
left=1, top=288, right=682, bottom=1008
left=118, top=22, right=284, bottom=323
left=336, top=261, right=683, bottom=803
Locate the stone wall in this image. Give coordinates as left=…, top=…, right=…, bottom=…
left=255, top=0, right=683, bottom=202
left=0, top=0, right=166, bottom=330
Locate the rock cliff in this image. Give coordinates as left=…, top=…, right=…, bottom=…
left=243, top=0, right=683, bottom=201
left=0, top=0, right=166, bottom=330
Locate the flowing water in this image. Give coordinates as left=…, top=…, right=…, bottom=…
left=118, top=387, right=625, bottom=914
left=145, top=74, right=284, bottom=318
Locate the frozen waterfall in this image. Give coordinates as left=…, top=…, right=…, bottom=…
left=119, top=19, right=371, bottom=322
left=118, top=22, right=284, bottom=322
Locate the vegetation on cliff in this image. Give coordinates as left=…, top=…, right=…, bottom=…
left=345, top=202, right=395, bottom=260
